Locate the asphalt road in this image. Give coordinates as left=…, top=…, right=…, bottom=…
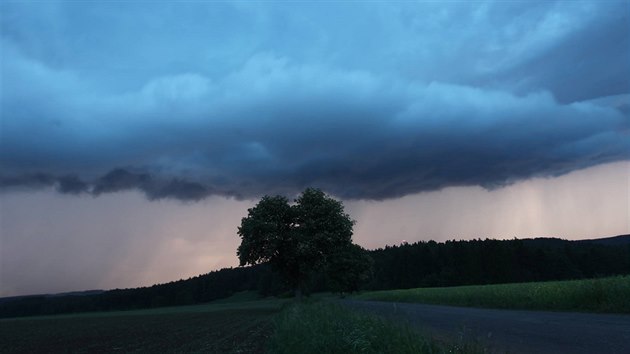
left=342, top=300, right=630, bottom=354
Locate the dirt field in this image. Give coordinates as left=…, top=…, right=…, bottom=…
left=0, top=301, right=283, bottom=353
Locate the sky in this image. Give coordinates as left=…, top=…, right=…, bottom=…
left=1, top=1, right=629, bottom=296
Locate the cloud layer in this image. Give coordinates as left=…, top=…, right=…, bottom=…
left=1, top=1, right=628, bottom=200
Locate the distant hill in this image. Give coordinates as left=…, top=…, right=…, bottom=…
left=508, top=235, right=630, bottom=248
left=46, top=290, right=106, bottom=297
left=0, top=295, right=40, bottom=305
left=0, top=290, right=105, bottom=305
left=576, top=234, right=630, bottom=246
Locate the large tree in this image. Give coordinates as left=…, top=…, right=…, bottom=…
left=237, top=188, right=357, bottom=299
left=326, top=243, right=374, bottom=295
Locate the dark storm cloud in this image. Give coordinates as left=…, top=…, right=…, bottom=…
left=94, top=169, right=212, bottom=202
left=484, top=5, right=630, bottom=103
left=93, top=169, right=211, bottom=201
left=93, top=169, right=152, bottom=196
left=56, top=175, right=88, bottom=195
left=0, top=174, right=56, bottom=189
left=146, top=179, right=210, bottom=202
left=1, top=169, right=212, bottom=202
left=1, top=1, right=628, bottom=201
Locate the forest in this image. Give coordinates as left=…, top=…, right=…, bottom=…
left=1, top=235, right=628, bottom=318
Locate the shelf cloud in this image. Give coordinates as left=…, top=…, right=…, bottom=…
left=1, top=1, right=628, bottom=201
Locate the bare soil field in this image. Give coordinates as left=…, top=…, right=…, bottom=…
left=0, top=303, right=281, bottom=353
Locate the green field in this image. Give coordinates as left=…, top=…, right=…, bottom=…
left=354, top=275, right=630, bottom=313
left=269, top=302, right=483, bottom=354
left=4, top=276, right=626, bottom=352
left=0, top=295, right=486, bottom=353
left=0, top=298, right=286, bottom=353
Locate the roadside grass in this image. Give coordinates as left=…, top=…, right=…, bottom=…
left=354, top=275, right=630, bottom=313
left=0, top=298, right=286, bottom=353
left=268, top=302, right=486, bottom=354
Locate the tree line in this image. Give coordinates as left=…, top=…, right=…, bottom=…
left=0, top=264, right=268, bottom=318
left=366, top=237, right=630, bottom=290
left=1, top=235, right=628, bottom=318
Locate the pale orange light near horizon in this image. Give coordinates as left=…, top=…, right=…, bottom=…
left=1, top=161, right=628, bottom=297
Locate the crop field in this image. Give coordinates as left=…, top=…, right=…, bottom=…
left=0, top=299, right=286, bottom=353
left=5, top=275, right=626, bottom=353
left=354, top=275, right=630, bottom=313
left=269, top=302, right=484, bottom=354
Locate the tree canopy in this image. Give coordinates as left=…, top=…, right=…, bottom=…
left=326, top=243, right=374, bottom=295
left=237, top=188, right=366, bottom=298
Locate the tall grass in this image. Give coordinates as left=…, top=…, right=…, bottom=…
left=354, top=276, right=630, bottom=313
left=268, top=302, right=484, bottom=354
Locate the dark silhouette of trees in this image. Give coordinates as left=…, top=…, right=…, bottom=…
left=0, top=264, right=277, bottom=318
left=326, top=244, right=374, bottom=295
left=236, top=195, right=295, bottom=287
left=237, top=188, right=359, bottom=299
left=2, top=235, right=627, bottom=318
left=366, top=237, right=630, bottom=290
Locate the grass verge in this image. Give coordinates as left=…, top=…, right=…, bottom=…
left=268, top=302, right=485, bottom=353
left=354, top=275, right=630, bottom=313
